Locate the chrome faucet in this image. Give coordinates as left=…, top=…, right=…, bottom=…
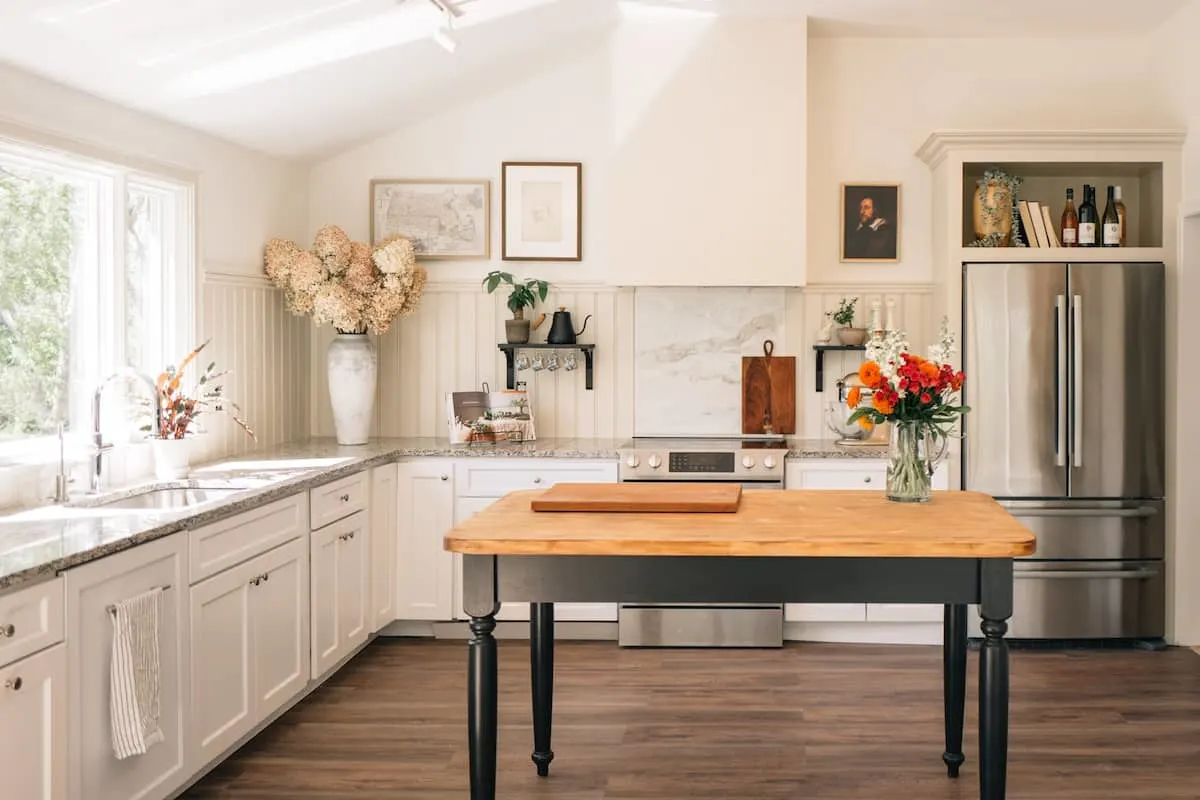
left=91, top=369, right=161, bottom=494
left=53, top=423, right=71, bottom=503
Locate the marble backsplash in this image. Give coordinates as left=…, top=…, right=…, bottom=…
left=634, top=287, right=786, bottom=436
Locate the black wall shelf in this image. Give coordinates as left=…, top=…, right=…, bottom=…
left=498, top=343, right=595, bottom=391
left=812, top=344, right=866, bottom=393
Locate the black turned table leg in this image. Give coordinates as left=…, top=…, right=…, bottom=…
left=979, top=560, right=1013, bottom=800
left=530, top=602, right=555, bottom=777
left=942, top=603, right=968, bottom=778
left=468, top=615, right=498, bottom=800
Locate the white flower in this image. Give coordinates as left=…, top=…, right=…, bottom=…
left=866, top=328, right=910, bottom=380
left=927, top=316, right=957, bottom=365
left=373, top=235, right=416, bottom=275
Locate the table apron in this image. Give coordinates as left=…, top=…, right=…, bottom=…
left=462, top=555, right=1007, bottom=617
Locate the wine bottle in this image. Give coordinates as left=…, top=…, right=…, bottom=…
left=1102, top=185, right=1120, bottom=247
left=1078, top=185, right=1098, bottom=247
left=1114, top=185, right=1127, bottom=245
left=1060, top=188, right=1079, bottom=247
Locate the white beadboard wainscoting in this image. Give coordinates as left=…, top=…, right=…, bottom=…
left=308, top=282, right=933, bottom=442
left=194, top=272, right=311, bottom=464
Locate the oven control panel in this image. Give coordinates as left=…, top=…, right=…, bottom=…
left=669, top=451, right=734, bottom=473
left=619, top=448, right=782, bottom=483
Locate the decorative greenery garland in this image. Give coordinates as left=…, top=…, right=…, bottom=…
left=967, top=167, right=1026, bottom=248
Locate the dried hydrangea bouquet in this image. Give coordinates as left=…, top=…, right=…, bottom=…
left=264, top=225, right=427, bottom=444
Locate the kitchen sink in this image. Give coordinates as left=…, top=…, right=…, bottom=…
left=91, top=487, right=243, bottom=510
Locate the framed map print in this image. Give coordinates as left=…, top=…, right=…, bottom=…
left=369, top=178, right=490, bottom=259
left=501, top=162, right=582, bottom=261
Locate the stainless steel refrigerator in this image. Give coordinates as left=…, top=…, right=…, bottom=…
left=962, top=261, right=1165, bottom=641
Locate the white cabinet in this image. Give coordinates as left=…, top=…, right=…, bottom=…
left=451, top=459, right=619, bottom=623
left=370, top=464, right=398, bottom=632
left=64, top=534, right=189, bottom=800
left=0, top=577, right=64, bottom=668
left=0, top=642, right=67, bottom=800
left=396, top=459, right=456, bottom=620
left=310, top=511, right=369, bottom=679
left=783, top=458, right=949, bottom=626
left=190, top=536, right=308, bottom=768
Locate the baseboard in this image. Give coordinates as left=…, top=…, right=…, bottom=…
left=783, top=621, right=943, bottom=646
left=377, top=620, right=619, bottom=641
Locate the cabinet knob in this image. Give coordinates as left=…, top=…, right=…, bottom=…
left=263, top=572, right=270, bottom=582
left=250, top=577, right=261, bottom=586
left=0, top=623, right=14, bottom=638
left=863, top=476, right=872, bottom=483
left=4, top=677, right=22, bottom=691
left=533, top=477, right=542, bottom=484
left=339, top=493, right=350, bottom=502
left=440, top=474, right=448, bottom=481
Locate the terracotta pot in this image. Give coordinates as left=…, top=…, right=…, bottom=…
left=972, top=180, right=1013, bottom=245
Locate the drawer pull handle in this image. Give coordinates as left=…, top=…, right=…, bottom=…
left=0, top=624, right=14, bottom=638
left=4, top=677, right=22, bottom=691
left=339, top=493, right=350, bottom=502
left=863, top=476, right=872, bottom=484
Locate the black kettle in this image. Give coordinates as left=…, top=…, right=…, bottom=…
left=546, top=306, right=591, bottom=344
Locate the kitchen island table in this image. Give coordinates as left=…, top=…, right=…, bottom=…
left=444, top=488, right=1036, bottom=800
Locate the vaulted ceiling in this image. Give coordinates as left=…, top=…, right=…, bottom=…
left=0, top=0, right=1188, bottom=160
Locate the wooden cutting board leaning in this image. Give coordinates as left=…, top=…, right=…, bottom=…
left=529, top=482, right=742, bottom=513
left=741, top=339, right=796, bottom=435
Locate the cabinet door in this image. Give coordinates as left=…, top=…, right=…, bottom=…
left=252, top=537, right=309, bottom=721
left=190, top=558, right=255, bottom=768
left=0, top=643, right=67, bottom=800
left=310, top=513, right=366, bottom=679
left=396, top=460, right=455, bottom=620
left=370, top=464, right=398, bottom=631
left=66, top=534, right=189, bottom=800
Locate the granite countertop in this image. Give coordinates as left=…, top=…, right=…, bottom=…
left=0, top=435, right=888, bottom=593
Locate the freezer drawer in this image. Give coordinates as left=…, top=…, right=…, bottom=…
left=984, top=560, right=1165, bottom=640
left=998, top=499, right=1164, bottom=560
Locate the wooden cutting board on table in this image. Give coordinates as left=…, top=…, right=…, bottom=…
left=530, top=482, right=742, bottom=513
left=741, top=339, right=796, bottom=435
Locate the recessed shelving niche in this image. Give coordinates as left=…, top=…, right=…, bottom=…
left=961, top=161, right=1164, bottom=249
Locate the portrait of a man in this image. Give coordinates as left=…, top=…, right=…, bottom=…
left=841, top=183, right=900, bottom=262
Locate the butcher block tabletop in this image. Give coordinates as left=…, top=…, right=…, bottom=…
left=444, top=487, right=1037, bottom=558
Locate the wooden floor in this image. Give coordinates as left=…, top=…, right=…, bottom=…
left=185, top=639, right=1200, bottom=799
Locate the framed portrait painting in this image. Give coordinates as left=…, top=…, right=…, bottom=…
left=840, top=183, right=900, bottom=263
left=501, top=161, right=582, bottom=261
left=369, top=178, right=490, bottom=259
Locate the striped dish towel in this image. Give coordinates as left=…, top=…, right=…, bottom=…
left=109, top=586, right=165, bottom=760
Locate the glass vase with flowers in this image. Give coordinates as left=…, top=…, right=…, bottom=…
left=845, top=319, right=969, bottom=502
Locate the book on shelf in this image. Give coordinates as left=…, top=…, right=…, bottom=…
left=1017, top=200, right=1039, bottom=247
left=1039, top=204, right=1062, bottom=247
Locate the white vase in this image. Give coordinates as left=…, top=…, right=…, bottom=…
left=327, top=332, right=377, bottom=445
left=151, top=438, right=190, bottom=481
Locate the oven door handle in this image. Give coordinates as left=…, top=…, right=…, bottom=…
left=1014, top=568, right=1159, bottom=580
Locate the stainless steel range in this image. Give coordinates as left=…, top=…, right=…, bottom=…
left=616, top=436, right=786, bottom=648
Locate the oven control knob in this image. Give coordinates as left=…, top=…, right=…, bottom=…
left=625, top=454, right=640, bottom=468
left=647, top=454, right=662, bottom=469
left=741, top=455, right=755, bottom=469
left=763, top=455, right=777, bottom=470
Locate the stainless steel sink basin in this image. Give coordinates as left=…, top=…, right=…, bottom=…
left=94, top=487, right=243, bottom=510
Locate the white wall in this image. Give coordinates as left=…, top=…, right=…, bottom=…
left=806, top=35, right=1171, bottom=285
left=0, top=65, right=309, bottom=509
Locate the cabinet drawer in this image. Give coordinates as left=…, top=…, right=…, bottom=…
left=0, top=577, right=64, bottom=669
left=310, top=472, right=369, bottom=530
left=455, top=460, right=617, bottom=497
left=189, top=494, right=307, bottom=584
left=799, top=468, right=885, bottom=490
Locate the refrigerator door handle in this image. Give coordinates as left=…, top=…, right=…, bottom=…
left=1002, top=505, right=1158, bottom=519
left=1014, top=568, right=1159, bottom=581
left=1055, top=295, right=1067, bottom=466
left=1071, top=293, right=1083, bottom=468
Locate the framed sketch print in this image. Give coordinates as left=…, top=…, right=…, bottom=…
left=501, top=161, right=582, bottom=261
left=369, top=178, right=490, bottom=259
left=840, top=183, right=900, bottom=262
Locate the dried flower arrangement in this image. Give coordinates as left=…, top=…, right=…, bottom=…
left=263, top=225, right=428, bottom=334
left=140, top=339, right=255, bottom=441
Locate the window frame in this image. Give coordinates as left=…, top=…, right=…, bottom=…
left=0, top=131, right=197, bottom=466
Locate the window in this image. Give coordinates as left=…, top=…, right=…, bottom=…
left=0, top=138, right=194, bottom=462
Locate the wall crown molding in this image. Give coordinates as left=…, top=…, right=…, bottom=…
left=915, top=129, right=1188, bottom=168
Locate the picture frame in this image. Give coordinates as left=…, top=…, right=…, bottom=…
left=369, top=178, right=490, bottom=259
left=501, top=161, right=582, bottom=261
left=840, top=182, right=901, bottom=263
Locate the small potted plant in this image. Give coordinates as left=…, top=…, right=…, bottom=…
left=141, top=339, right=255, bottom=480
left=482, top=270, right=550, bottom=344
left=833, top=297, right=867, bottom=345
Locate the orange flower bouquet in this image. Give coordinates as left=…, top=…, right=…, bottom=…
left=846, top=321, right=969, bottom=502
